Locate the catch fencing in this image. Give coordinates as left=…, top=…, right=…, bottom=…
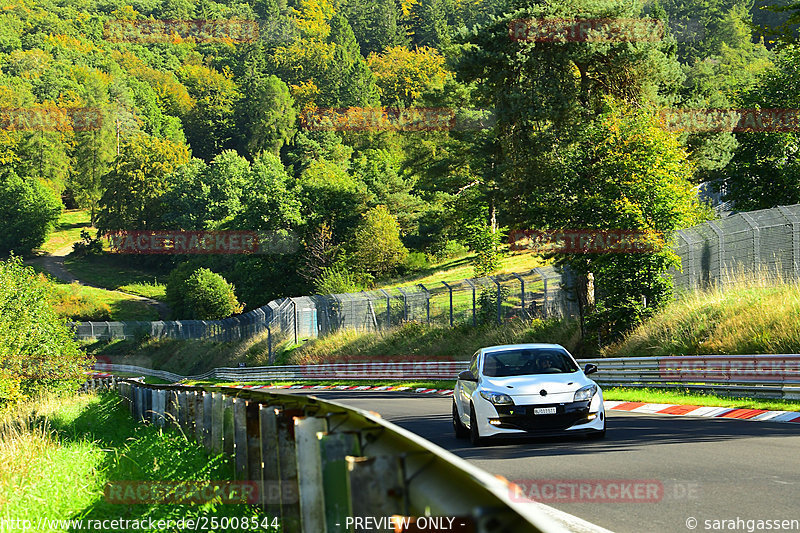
left=99, top=353, right=800, bottom=400
left=113, top=379, right=564, bottom=533
left=72, top=204, right=800, bottom=349
left=672, top=204, right=800, bottom=290
left=72, top=265, right=579, bottom=355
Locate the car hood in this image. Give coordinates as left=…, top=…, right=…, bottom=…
left=481, top=373, right=591, bottom=396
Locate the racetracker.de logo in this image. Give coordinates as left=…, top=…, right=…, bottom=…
left=103, top=19, right=262, bottom=43
left=509, top=479, right=664, bottom=503
left=509, top=18, right=664, bottom=42
left=0, top=107, right=102, bottom=131
left=508, top=229, right=660, bottom=254
left=660, top=108, right=800, bottom=132
left=106, top=231, right=258, bottom=254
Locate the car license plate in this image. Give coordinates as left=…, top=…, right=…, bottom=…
left=533, top=407, right=557, bottom=415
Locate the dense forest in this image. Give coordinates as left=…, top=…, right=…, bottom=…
left=0, top=0, right=798, bottom=338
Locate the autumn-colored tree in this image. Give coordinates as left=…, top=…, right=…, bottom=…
left=367, top=46, right=451, bottom=106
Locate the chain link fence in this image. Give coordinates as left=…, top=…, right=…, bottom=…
left=72, top=204, right=800, bottom=351
left=71, top=265, right=579, bottom=354
left=672, top=204, right=800, bottom=290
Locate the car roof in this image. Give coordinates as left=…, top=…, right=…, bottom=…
left=480, top=343, right=568, bottom=354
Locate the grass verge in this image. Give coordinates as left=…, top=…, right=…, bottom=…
left=49, top=281, right=159, bottom=321
left=63, top=254, right=168, bottom=300
left=0, top=393, right=271, bottom=529
left=283, top=319, right=582, bottom=364
left=38, top=209, right=92, bottom=255
left=606, top=276, right=800, bottom=356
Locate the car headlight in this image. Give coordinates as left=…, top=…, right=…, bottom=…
left=574, top=385, right=597, bottom=402
left=480, top=391, right=514, bottom=405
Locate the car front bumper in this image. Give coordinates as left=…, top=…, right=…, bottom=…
left=473, top=392, right=605, bottom=437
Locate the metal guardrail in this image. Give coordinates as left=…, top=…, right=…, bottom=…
left=114, top=379, right=565, bottom=533
left=98, top=354, right=800, bottom=400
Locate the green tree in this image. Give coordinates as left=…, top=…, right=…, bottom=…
left=0, top=170, right=61, bottom=255
left=97, top=133, right=190, bottom=231
left=352, top=205, right=408, bottom=276
left=0, top=257, right=88, bottom=408
left=324, top=14, right=381, bottom=106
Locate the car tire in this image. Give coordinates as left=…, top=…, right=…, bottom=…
left=469, top=404, right=484, bottom=446
left=453, top=401, right=468, bottom=439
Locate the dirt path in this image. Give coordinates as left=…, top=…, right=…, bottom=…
left=26, top=244, right=171, bottom=320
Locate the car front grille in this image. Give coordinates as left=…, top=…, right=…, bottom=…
left=494, top=401, right=591, bottom=431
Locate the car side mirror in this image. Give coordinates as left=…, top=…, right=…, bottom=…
left=584, top=363, right=598, bottom=375
left=458, top=370, right=477, bottom=382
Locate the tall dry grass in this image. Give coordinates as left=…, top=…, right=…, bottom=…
left=606, top=269, right=800, bottom=356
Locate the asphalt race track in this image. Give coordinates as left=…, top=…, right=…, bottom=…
left=284, top=390, right=800, bottom=533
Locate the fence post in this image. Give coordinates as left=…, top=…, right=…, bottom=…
left=267, top=326, right=273, bottom=365
left=778, top=205, right=800, bottom=279
left=379, top=289, right=391, bottom=330
left=533, top=268, right=548, bottom=317
left=441, top=281, right=453, bottom=327
left=708, top=220, right=725, bottom=285
left=418, top=284, right=430, bottom=324
left=397, top=287, right=408, bottom=322
left=740, top=212, right=761, bottom=275
left=464, top=279, right=477, bottom=326
left=194, top=392, right=204, bottom=443
left=245, top=401, right=262, bottom=487
left=491, top=276, right=502, bottom=325
left=512, top=272, right=525, bottom=319
left=290, top=299, right=298, bottom=345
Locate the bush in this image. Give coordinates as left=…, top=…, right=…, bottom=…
left=166, top=266, right=243, bottom=320
left=352, top=206, right=408, bottom=276
left=314, top=265, right=366, bottom=294
left=71, top=230, right=103, bottom=256
left=0, top=257, right=89, bottom=410
left=403, top=251, right=430, bottom=272
left=0, top=171, right=62, bottom=255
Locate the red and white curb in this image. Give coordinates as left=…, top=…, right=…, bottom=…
left=234, top=383, right=455, bottom=396
left=604, top=400, right=800, bottom=424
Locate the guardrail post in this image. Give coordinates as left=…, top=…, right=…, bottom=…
left=277, top=408, right=301, bottom=531
left=152, top=389, right=163, bottom=427
left=234, top=398, right=248, bottom=480
left=259, top=405, right=281, bottom=515
left=166, top=390, right=179, bottom=428
left=223, top=396, right=235, bottom=455
left=211, top=393, right=224, bottom=454
left=144, top=387, right=153, bottom=423
left=202, top=392, right=212, bottom=449
left=295, top=416, right=327, bottom=532
left=193, top=392, right=204, bottom=442
left=319, top=432, right=361, bottom=530
left=178, top=391, right=188, bottom=430
left=441, top=281, right=454, bottom=327
left=245, top=401, right=262, bottom=487
left=346, top=455, right=404, bottom=516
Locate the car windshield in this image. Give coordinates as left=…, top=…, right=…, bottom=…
left=482, top=349, right=578, bottom=377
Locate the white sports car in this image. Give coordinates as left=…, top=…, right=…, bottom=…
left=452, top=343, right=606, bottom=445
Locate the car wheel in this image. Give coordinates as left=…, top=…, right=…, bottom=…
left=469, top=404, right=484, bottom=446
left=453, top=401, right=468, bottom=439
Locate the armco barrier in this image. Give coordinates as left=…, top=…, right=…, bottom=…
left=115, top=379, right=565, bottom=533
left=98, top=354, right=800, bottom=400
